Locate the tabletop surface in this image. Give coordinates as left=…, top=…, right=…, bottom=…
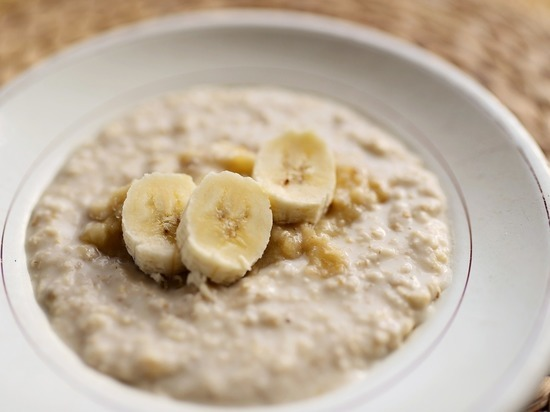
left=1, top=0, right=549, bottom=410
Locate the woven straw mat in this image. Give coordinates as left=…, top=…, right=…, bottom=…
left=1, top=0, right=550, bottom=411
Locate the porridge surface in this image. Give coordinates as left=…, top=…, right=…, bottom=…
left=26, top=87, right=451, bottom=405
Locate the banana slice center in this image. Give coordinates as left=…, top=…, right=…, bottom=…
left=216, top=197, right=250, bottom=241
left=148, top=196, right=180, bottom=240
left=282, top=156, right=313, bottom=186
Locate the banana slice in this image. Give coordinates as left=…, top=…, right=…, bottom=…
left=211, top=141, right=256, bottom=176
left=253, top=131, right=336, bottom=224
left=122, top=172, right=196, bottom=277
left=177, top=171, right=273, bottom=285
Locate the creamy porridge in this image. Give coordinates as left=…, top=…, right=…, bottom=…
left=26, top=87, right=451, bottom=405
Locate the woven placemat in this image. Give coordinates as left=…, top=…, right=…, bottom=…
left=1, top=0, right=550, bottom=410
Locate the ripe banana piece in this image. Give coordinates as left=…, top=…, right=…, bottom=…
left=177, top=171, right=273, bottom=285
left=122, top=172, right=196, bottom=277
left=253, top=131, right=336, bottom=224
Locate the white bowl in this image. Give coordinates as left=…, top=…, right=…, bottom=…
left=1, top=10, right=550, bottom=412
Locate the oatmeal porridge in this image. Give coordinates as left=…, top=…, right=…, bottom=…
left=26, top=87, right=451, bottom=405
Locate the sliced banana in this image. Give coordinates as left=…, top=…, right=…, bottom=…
left=253, top=131, right=336, bottom=224
left=211, top=141, right=256, bottom=176
left=179, top=141, right=256, bottom=181
left=122, top=172, right=196, bottom=277
left=177, top=171, right=273, bottom=285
